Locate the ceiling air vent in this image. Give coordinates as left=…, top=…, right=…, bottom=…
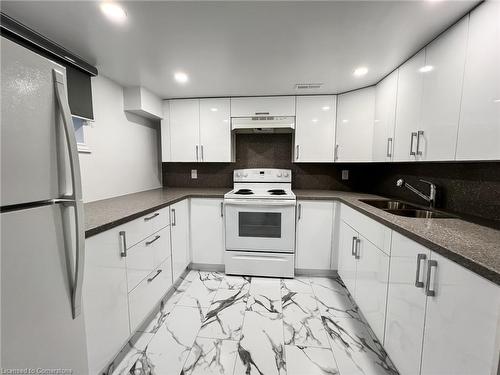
left=295, top=83, right=323, bottom=90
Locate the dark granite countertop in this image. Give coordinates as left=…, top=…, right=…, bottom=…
left=85, top=187, right=500, bottom=285
left=85, top=188, right=229, bottom=238
left=294, top=189, right=500, bottom=286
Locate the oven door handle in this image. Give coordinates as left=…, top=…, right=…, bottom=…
left=224, top=199, right=297, bottom=207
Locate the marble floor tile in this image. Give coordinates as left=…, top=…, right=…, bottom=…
left=198, top=288, right=248, bottom=340
left=314, top=283, right=360, bottom=320
left=282, top=292, right=330, bottom=348
left=234, top=311, right=285, bottom=375
left=322, top=315, right=398, bottom=375
left=112, top=332, right=154, bottom=375
left=246, top=277, right=282, bottom=313
left=182, top=338, right=239, bottom=375
left=281, top=277, right=313, bottom=294
left=177, top=271, right=223, bottom=308
left=285, top=345, right=339, bottom=375
left=219, top=275, right=252, bottom=291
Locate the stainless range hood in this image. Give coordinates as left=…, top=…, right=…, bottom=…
left=231, top=116, right=295, bottom=133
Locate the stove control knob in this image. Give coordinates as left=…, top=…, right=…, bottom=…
left=284, top=171, right=289, bottom=177
left=243, top=172, right=248, bottom=177
left=236, top=172, right=241, bottom=177
left=277, top=171, right=283, bottom=177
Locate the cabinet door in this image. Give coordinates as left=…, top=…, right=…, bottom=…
left=420, top=252, right=500, bottom=375
left=393, top=50, right=425, bottom=161
left=337, top=220, right=358, bottom=294
left=84, top=228, right=130, bottom=375
left=191, top=198, right=224, bottom=265
left=294, top=95, right=336, bottom=162
left=199, top=98, right=232, bottom=162
left=420, top=17, right=469, bottom=161
left=385, top=232, right=429, bottom=375
left=171, top=199, right=190, bottom=281
left=336, top=87, right=375, bottom=162
left=354, top=235, right=389, bottom=343
left=169, top=99, right=200, bottom=162
left=160, top=101, right=171, bottom=161
left=230, top=96, right=295, bottom=117
left=373, top=70, right=398, bottom=162
left=295, top=201, right=334, bottom=270
left=456, top=1, right=500, bottom=161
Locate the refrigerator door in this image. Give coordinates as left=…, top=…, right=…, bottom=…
left=1, top=204, right=88, bottom=374
left=1, top=36, right=75, bottom=206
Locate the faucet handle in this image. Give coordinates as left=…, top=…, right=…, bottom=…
left=419, top=179, right=435, bottom=186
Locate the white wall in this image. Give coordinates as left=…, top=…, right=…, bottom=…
left=79, top=75, right=162, bottom=202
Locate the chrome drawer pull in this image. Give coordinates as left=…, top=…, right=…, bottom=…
left=425, top=260, right=438, bottom=297
left=147, top=269, right=162, bottom=282
left=355, top=238, right=361, bottom=259
left=144, top=212, right=159, bottom=221
left=351, top=236, right=357, bottom=256
left=415, top=253, right=427, bottom=288
left=145, top=235, right=161, bottom=246
left=119, top=231, right=127, bottom=257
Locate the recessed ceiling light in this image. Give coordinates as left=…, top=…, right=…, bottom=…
left=353, top=67, right=368, bottom=77
left=210, top=107, right=218, bottom=112
left=312, top=118, right=319, bottom=123
left=100, top=2, right=127, bottom=23
left=321, top=106, right=330, bottom=111
left=174, top=72, right=189, bottom=84
left=419, top=65, right=434, bottom=73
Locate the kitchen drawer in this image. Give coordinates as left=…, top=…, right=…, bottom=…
left=340, top=204, right=392, bottom=255
left=128, top=257, right=173, bottom=333
left=126, top=227, right=171, bottom=291
left=230, top=96, right=295, bottom=117
left=118, top=206, right=170, bottom=250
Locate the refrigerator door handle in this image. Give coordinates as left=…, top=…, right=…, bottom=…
left=53, top=69, right=85, bottom=319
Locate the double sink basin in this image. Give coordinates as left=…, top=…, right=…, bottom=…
left=359, top=199, right=455, bottom=219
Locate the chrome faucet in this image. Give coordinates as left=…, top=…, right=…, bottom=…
left=396, top=178, right=437, bottom=208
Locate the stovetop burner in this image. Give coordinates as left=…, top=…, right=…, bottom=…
left=268, top=189, right=287, bottom=195
left=235, top=189, right=254, bottom=195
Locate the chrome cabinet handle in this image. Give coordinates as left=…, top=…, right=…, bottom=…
left=53, top=69, right=85, bottom=319
left=147, top=269, right=162, bottom=282
left=296, top=145, right=300, bottom=160
left=220, top=202, right=224, bottom=217
left=145, top=235, right=161, bottom=246
left=415, top=253, right=427, bottom=288
left=355, top=238, right=361, bottom=259
left=255, top=112, right=270, bottom=115
left=201, top=145, right=204, bottom=161
left=410, top=132, right=418, bottom=156
left=425, top=260, right=438, bottom=297
left=386, top=137, right=393, bottom=158
left=119, top=231, right=127, bottom=257
left=335, top=144, right=339, bottom=160
left=195, top=145, right=199, bottom=161
left=297, top=204, right=302, bottom=220
left=171, top=208, right=176, bottom=226
left=351, top=236, right=357, bottom=256
left=416, top=130, right=424, bottom=156
left=144, top=212, right=159, bottom=221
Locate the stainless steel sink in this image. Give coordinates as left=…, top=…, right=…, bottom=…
left=384, top=209, right=455, bottom=219
left=359, top=199, right=419, bottom=210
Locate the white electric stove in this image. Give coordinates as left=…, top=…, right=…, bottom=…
left=224, top=168, right=296, bottom=278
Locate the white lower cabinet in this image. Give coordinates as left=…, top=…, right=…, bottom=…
left=295, top=200, right=334, bottom=270
left=385, top=232, right=430, bottom=375
left=191, top=198, right=225, bottom=265
left=338, top=220, right=358, bottom=293
left=420, top=252, right=500, bottom=375
left=84, top=227, right=131, bottom=375
left=171, top=199, right=191, bottom=280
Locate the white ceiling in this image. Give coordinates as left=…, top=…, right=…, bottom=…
left=1, top=0, right=479, bottom=99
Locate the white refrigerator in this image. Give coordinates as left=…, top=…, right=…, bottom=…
left=1, top=37, right=88, bottom=374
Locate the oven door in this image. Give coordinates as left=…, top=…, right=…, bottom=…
left=224, top=198, right=296, bottom=253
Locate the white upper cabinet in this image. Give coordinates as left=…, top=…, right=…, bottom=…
left=373, top=70, right=398, bottom=162
left=393, top=50, right=425, bottom=162
left=294, top=95, right=336, bottom=162
left=456, top=1, right=500, bottom=161
left=230, top=96, right=295, bottom=117
left=164, top=98, right=232, bottom=162
left=199, top=98, right=232, bottom=162
left=169, top=99, right=200, bottom=162
left=336, top=87, right=375, bottom=162
left=419, top=16, right=469, bottom=161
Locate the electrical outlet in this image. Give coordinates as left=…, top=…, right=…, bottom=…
left=191, top=169, right=197, bottom=179
left=342, top=170, right=349, bottom=180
